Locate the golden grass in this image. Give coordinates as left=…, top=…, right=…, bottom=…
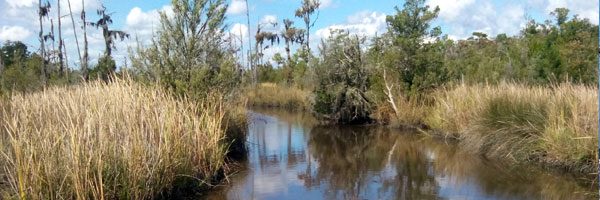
left=373, top=94, right=427, bottom=128
left=246, top=83, right=309, bottom=110
left=425, top=82, right=599, bottom=173
left=0, top=78, right=230, bottom=199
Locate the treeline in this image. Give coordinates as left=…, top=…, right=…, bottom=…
left=249, top=0, right=598, bottom=124
left=0, top=0, right=129, bottom=94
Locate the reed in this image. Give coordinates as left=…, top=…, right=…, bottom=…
left=246, top=83, right=309, bottom=110
left=425, top=82, right=599, bottom=173
left=0, top=78, right=230, bottom=199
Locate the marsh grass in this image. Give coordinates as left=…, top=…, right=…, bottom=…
left=425, top=82, right=599, bottom=174
left=0, top=78, right=231, bottom=199
left=246, top=83, right=309, bottom=110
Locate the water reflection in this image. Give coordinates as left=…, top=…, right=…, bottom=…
left=204, top=108, right=597, bottom=200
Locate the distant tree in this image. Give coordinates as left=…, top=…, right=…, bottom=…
left=551, top=8, right=570, bottom=26
left=130, top=0, right=240, bottom=99
left=281, top=19, right=305, bottom=64
left=38, top=0, right=51, bottom=86
left=385, top=0, right=444, bottom=95
left=81, top=0, right=89, bottom=81
left=295, top=0, right=320, bottom=53
left=57, top=0, right=64, bottom=76
left=89, top=5, right=129, bottom=58
left=89, top=5, right=129, bottom=79
left=0, top=41, right=29, bottom=67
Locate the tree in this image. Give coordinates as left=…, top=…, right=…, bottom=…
left=0, top=41, right=29, bottom=67
left=57, top=0, right=64, bottom=76
left=90, top=5, right=129, bottom=58
left=312, top=30, right=371, bottom=124
left=67, top=0, right=83, bottom=80
left=81, top=0, right=89, bottom=81
left=551, top=8, right=569, bottom=26
left=385, top=0, right=443, bottom=95
left=295, top=0, right=320, bottom=53
left=88, top=5, right=129, bottom=79
left=38, top=0, right=51, bottom=86
left=131, top=0, right=239, bottom=99
left=281, top=19, right=305, bottom=63
left=254, top=22, right=279, bottom=65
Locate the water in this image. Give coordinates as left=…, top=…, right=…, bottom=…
left=205, top=108, right=596, bottom=200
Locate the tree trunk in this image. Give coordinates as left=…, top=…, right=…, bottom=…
left=39, top=0, right=48, bottom=86
left=306, top=16, right=310, bottom=53
left=81, top=0, right=89, bottom=81
left=244, top=0, right=255, bottom=85
left=58, top=0, right=64, bottom=77
left=67, top=0, right=83, bottom=80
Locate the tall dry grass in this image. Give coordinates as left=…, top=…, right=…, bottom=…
left=425, top=82, right=599, bottom=173
left=245, top=83, right=309, bottom=110
left=0, top=78, right=229, bottom=199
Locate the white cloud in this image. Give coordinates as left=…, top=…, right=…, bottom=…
left=229, top=23, right=249, bottom=41
left=315, top=10, right=387, bottom=40
left=320, top=0, right=338, bottom=9
left=426, top=0, right=526, bottom=39
left=5, top=0, right=36, bottom=8
left=260, top=15, right=278, bottom=25
left=426, top=0, right=475, bottom=21
left=545, top=0, right=598, bottom=24
left=0, top=25, right=32, bottom=42
left=227, top=0, right=247, bottom=15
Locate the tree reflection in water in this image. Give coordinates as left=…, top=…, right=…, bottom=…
left=204, top=109, right=597, bottom=200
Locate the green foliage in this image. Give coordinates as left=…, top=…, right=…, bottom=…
left=90, top=55, right=116, bottom=81
left=384, top=0, right=445, bottom=95
left=0, top=41, right=29, bottom=67
left=311, top=30, right=372, bottom=124
left=130, top=0, right=240, bottom=100
left=1, top=54, right=43, bottom=93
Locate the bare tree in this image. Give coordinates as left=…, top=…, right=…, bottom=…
left=244, top=0, right=254, bottom=84
left=89, top=5, right=129, bottom=58
left=67, top=0, right=83, bottom=80
left=295, top=0, right=320, bottom=53
left=81, top=0, right=89, bottom=81
left=38, top=0, right=51, bottom=86
left=57, top=0, right=64, bottom=76
left=281, top=19, right=305, bottom=63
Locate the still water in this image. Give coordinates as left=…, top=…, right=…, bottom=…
left=205, top=108, right=596, bottom=200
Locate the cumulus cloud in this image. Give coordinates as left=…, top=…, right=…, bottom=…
left=426, top=0, right=475, bottom=21
left=0, top=26, right=32, bottom=42
left=320, top=0, right=338, bottom=9
left=315, top=10, right=387, bottom=40
left=426, top=0, right=525, bottom=39
left=426, top=0, right=598, bottom=39
left=227, top=0, right=247, bottom=15
left=544, top=0, right=598, bottom=24
left=229, top=23, right=249, bottom=41
left=5, top=0, right=36, bottom=8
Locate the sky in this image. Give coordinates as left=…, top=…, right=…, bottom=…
left=0, top=0, right=598, bottom=69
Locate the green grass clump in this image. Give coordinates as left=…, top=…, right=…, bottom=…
left=0, top=78, right=230, bottom=199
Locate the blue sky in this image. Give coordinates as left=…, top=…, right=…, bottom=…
left=0, top=0, right=598, bottom=69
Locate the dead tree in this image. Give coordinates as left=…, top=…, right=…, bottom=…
left=67, top=0, right=83, bottom=81
left=57, top=0, right=64, bottom=76
left=38, top=0, right=51, bottom=86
